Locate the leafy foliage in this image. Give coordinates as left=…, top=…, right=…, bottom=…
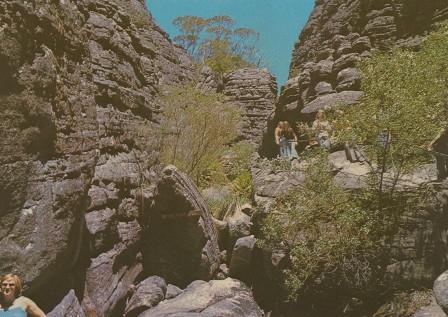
left=373, top=289, right=433, bottom=317
left=158, top=85, right=240, bottom=183
left=113, top=0, right=151, bottom=28
left=260, top=25, right=448, bottom=303
left=204, top=189, right=246, bottom=220
left=256, top=156, right=296, bottom=172
left=334, top=24, right=448, bottom=187
left=172, top=15, right=261, bottom=74
left=201, top=143, right=256, bottom=218
left=260, top=150, right=383, bottom=298
left=231, top=170, right=253, bottom=200
left=221, top=141, right=256, bottom=180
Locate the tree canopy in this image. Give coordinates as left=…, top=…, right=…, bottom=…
left=172, top=15, right=261, bottom=74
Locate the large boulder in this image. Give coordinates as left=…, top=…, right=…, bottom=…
left=166, top=284, right=183, bottom=300
left=434, top=270, right=448, bottom=314
left=251, top=156, right=306, bottom=211
left=141, top=165, right=220, bottom=287
left=139, top=278, right=264, bottom=317
left=229, top=235, right=257, bottom=281
left=224, top=207, right=253, bottom=248
left=83, top=220, right=143, bottom=316
left=413, top=299, right=447, bottom=317
left=124, top=276, right=167, bottom=317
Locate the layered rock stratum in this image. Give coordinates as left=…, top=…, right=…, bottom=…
left=3, top=0, right=448, bottom=316
left=0, top=0, right=272, bottom=314
left=279, top=0, right=448, bottom=118
left=0, top=0, right=200, bottom=314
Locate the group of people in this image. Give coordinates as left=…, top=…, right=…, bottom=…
left=275, top=121, right=299, bottom=158
left=0, top=274, right=45, bottom=317
left=275, top=110, right=332, bottom=159
left=275, top=108, right=448, bottom=182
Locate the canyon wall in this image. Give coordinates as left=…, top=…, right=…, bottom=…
left=279, top=0, right=448, bottom=118
left=0, top=0, right=272, bottom=314
left=0, top=0, right=192, bottom=313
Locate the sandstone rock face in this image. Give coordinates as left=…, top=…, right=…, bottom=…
left=224, top=206, right=253, bottom=248
left=279, top=0, right=448, bottom=117
left=166, top=284, right=183, bottom=300
left=83, top=220, right=143, bottom=316
left=139, top=278, right=264, bottom=317
left=196, top=65, right=223, bottom=93
left=223, top=68, right=277, bottom=144
left=47, top=290, right=86, bottom=317
left=141, top=165, right=220, bottom=287
left=251, top=155, right=306, bottom=211
left=0, top=0, right=192, bottom=313
left=0, top=0, right=96, bottom=291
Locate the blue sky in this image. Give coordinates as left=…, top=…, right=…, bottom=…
left=146, top=0, right=315, bottom=86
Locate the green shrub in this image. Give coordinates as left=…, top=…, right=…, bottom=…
left=197, top=159, right=229, bottom=189
left=333, top=23, right=448, bottom=200
left=231, top=170, right=253, bottom=200
left=256, top=156, right=295, bottom=173
left=158, top=85, right=240, bottom=183
left=260, top=151, right=384, bottom=298
left=373, top=289, right=433, bottom=317
left=260, top=23, right=448, bottom=306
left=204, top=190, right=243, bottom=220
left=221, top=141, right=256, bottom=180
left=113, top=0, right=151, bottom=28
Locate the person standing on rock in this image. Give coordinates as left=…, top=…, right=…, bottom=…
left=275, top=121, right=298, bottom=158
left=275, top=121, right=288, bottom=157
left=282, top=121, right=299, bottom=159
left=427, top=127, right=448, bottom=180
left=312, top=110, right=332, bottom=150
left=0, top=274, right=46, bottom=317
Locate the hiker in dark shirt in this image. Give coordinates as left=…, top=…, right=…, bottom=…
left=427, top=128, right=448, bottom=180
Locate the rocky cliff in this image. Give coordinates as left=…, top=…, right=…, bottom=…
left=279, top=0, right=448, bottom=118
left=0, top=0, right=188, bottom=312
left=197, top=65, right=278, bottom=145
left=0, top=0, right=271, bottom=315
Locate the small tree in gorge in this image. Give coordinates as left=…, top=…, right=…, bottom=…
left=172, top=15, right=262, bottom=74
left=158, top=85, right=240, bottom=183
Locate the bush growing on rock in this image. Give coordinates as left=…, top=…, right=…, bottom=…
left=113, top=0, right=151, bottom=28
left=221, top=141, right=256, bottom=181
left=202, top=142, right=256, bottom=218
left=373, top=289, right=433, bottom=317
left=157, top=85, right=240, bottom=183
left=259, top=25, right=448, bottom=307
left=260, top=150, right=384, bottom=299
left=334, top=23, right=448, bottom=208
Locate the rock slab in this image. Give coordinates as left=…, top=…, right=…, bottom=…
left=139, top=278, right=264, bottom=317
